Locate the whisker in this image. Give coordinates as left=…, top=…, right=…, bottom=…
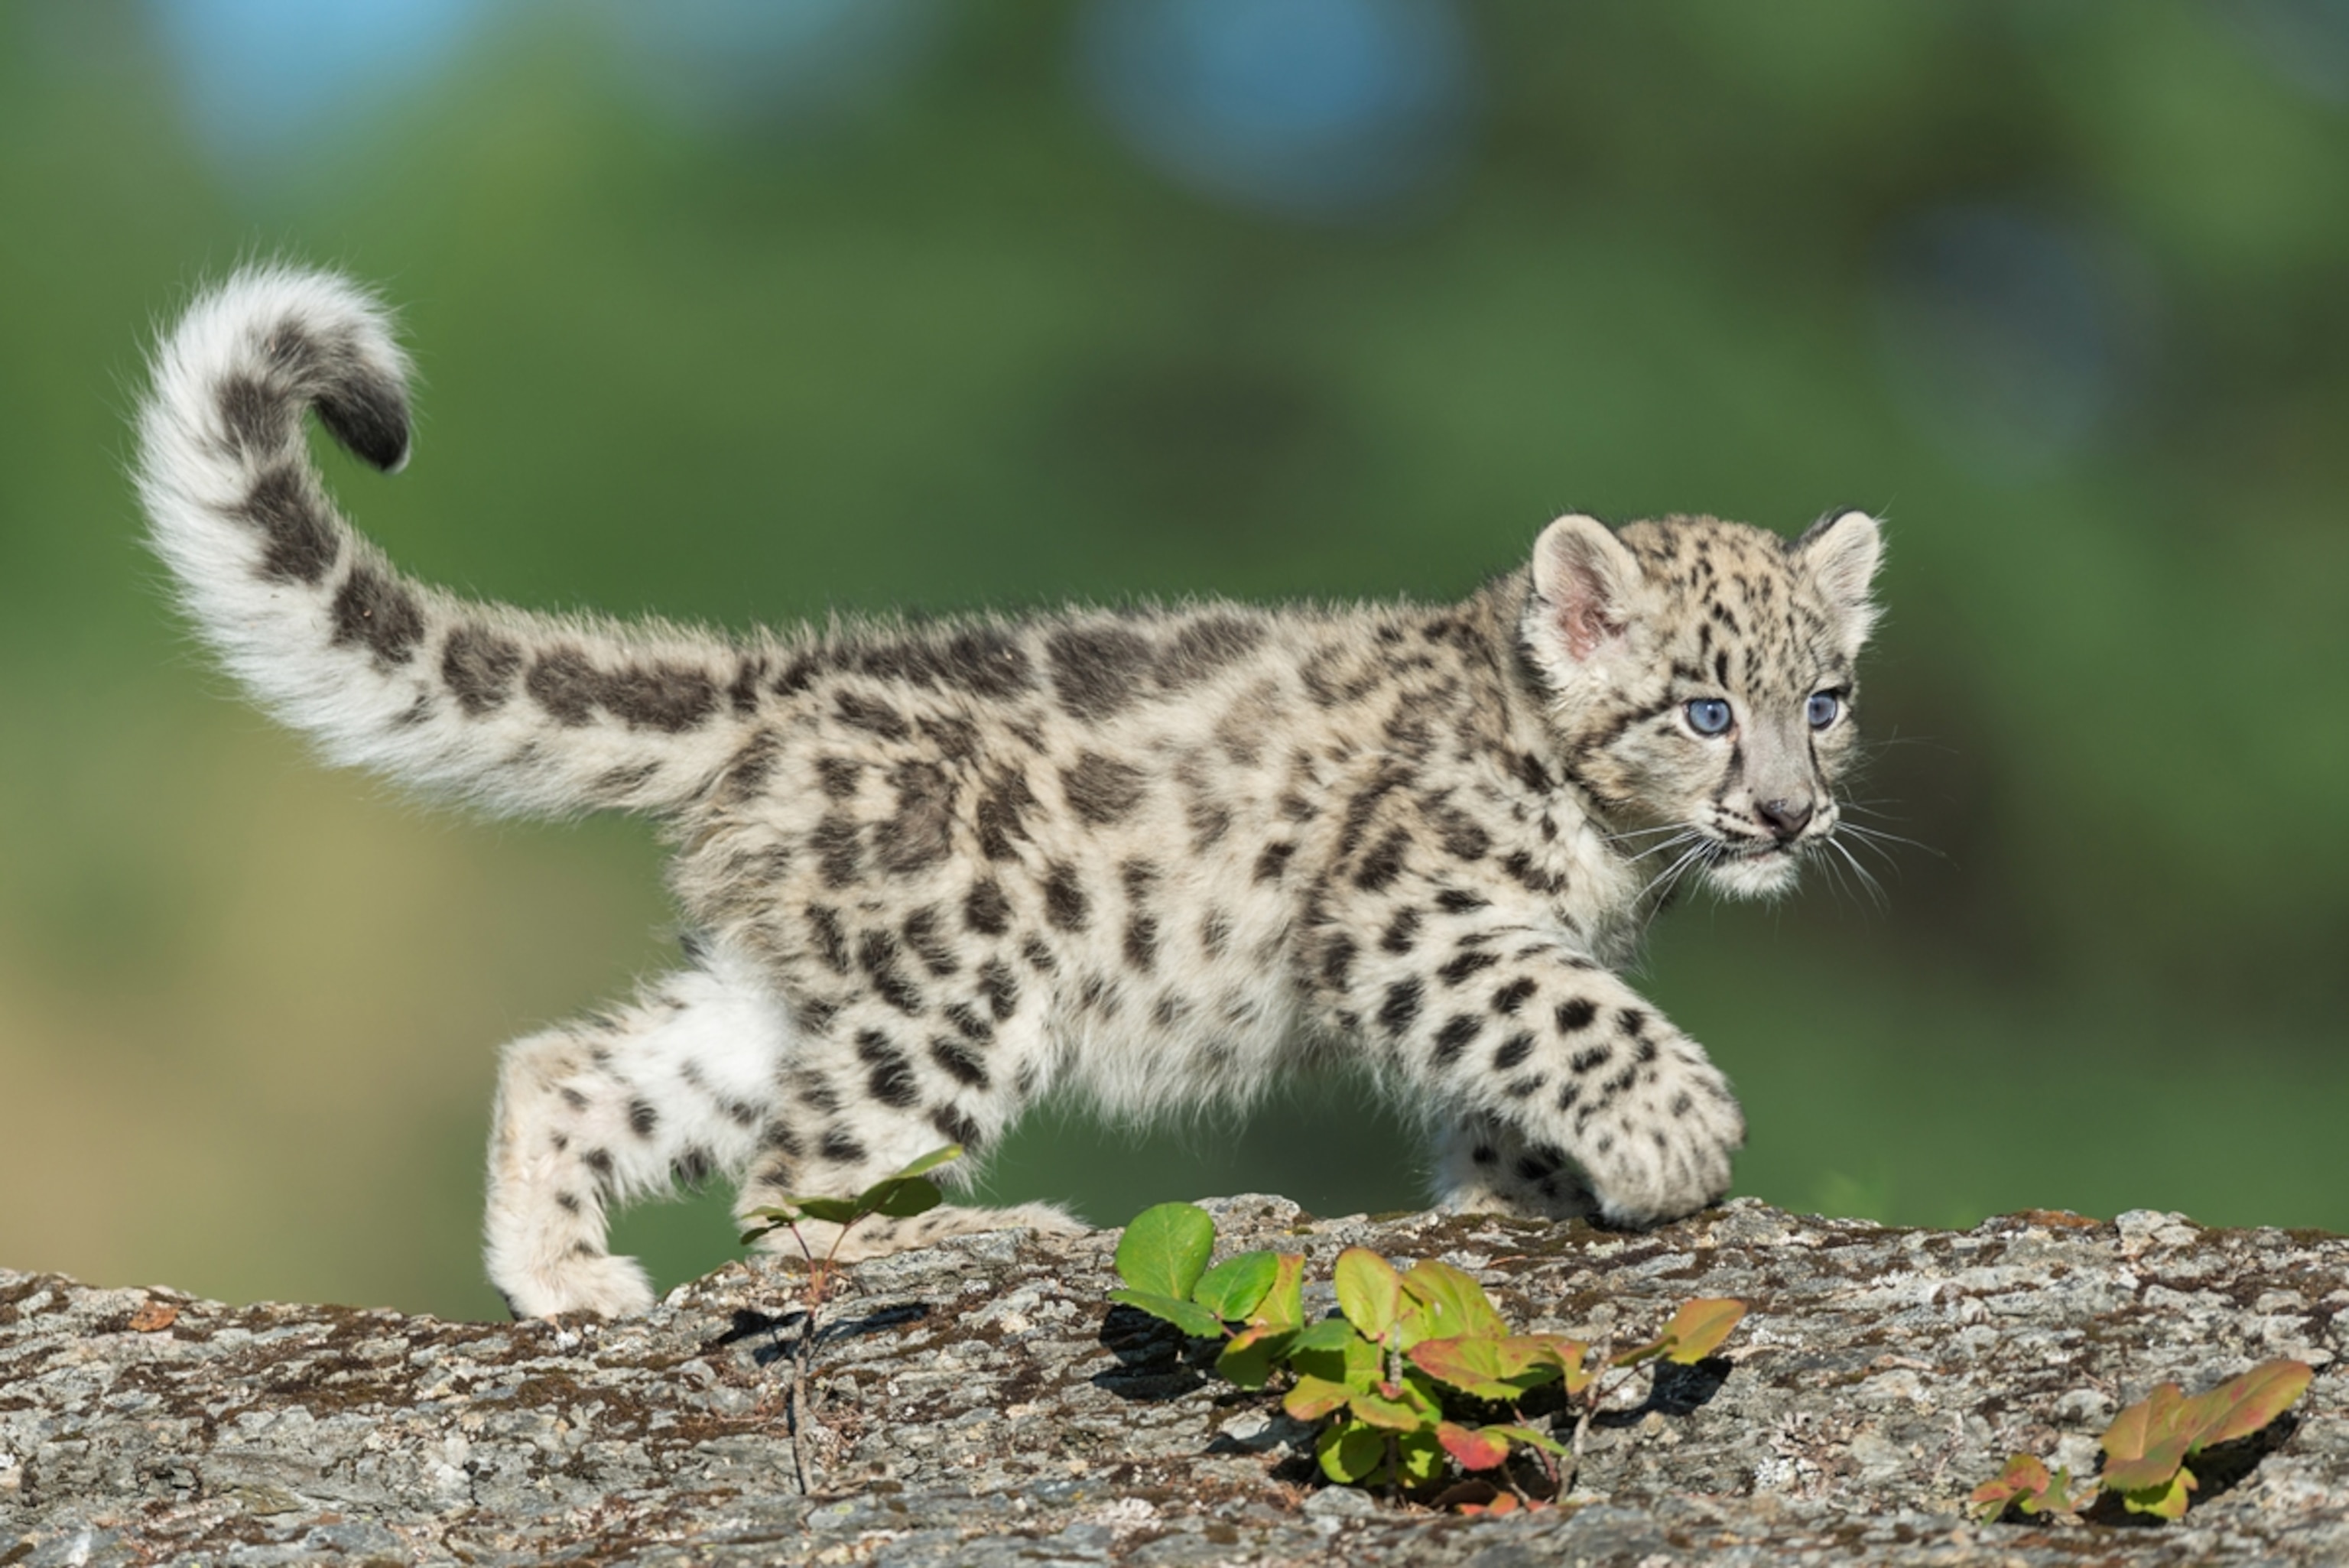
left=1826, top=837, right=1888, bottom=911
left=1604, top=822, right=1692, bottom=846
left=1838, top=822, right=1945, bottom=863
left=1813, top=843, right=1853, bottom=906
left=1628, top=829, right=1705, bottom=863
left=1639, top=839, right=1714, bottom=904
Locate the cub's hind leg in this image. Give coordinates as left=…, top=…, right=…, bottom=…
left=486, top=950, right=789, bottom=1318
left=735, top=998, right=1083, bottom=1263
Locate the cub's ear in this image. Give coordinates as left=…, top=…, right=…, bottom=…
left=1530, top=513, right=1642, bottom=663
left=1795, top=508, right=1884, bottom=651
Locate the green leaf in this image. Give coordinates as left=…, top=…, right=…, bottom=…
left=1657, top=1297, right=1746, bottom=1363
left=1345, top=1388, right=1426, bottom=1432
left=885, top=1144, right=965, bottom=1181
left=1191, top=1251, right=1279, bottom=1322
left=2177, top=1359, right=2313, bottom=1453
left=1395, top=1427, right=1447, bottom=1486
left=1436, top=1420, right=1511, bottom=1472
left=1478, top=1421, right=1569, bottom=1459
left=1114, top=1203, right=1217, bottom=1300
left=1283, top=1373, right=1355, bottom=1421
left=2120, top=1467, right=2195, bottom=1519
left=858, top=1176, right=945, bottom=1220
left=1287, top=1318, right=1362, bottom=1355
left=742, top=1165, right=963, bottom=1244
left=1315, top=1419, right=1387, bottom=1485
left=1288, top=1321, right=1381, bottom=1394
left=1216, top=1323, right=1296, bottom=1389
left=1399, top=1259, right=1508, bottom=1342
left=1107, top=1287, right=1225, bottom=1339
left=1334, top=1248, right=1405, bottom=1342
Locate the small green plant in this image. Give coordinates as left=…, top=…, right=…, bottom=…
left=1110, top=1202, right=1745, bottom=1504
left=1970, top=1358, right=2312, bottom=1523
left=740, top=1144, right=963, bottom=1495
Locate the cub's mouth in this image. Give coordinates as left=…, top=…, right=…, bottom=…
left=1699, top=834, right=1808, bottom=899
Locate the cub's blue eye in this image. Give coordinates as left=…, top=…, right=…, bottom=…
left=1685, top=698, right=1733, bottom=736
left=1806, top=690, right=1841, bottom=729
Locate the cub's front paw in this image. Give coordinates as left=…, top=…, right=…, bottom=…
left=1574, top=1049, right=1745, bottom=1226
left=499, top=1251, right=657, bottom=1320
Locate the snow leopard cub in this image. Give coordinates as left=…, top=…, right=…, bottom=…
left=138, top=270, right=1883, bottom=1318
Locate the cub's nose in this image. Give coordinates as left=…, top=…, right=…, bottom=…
left=1756, top=797, right=1815, bottom=842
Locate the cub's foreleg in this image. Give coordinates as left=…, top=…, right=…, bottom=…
left=1356, top=930, right=1746, bottom=1226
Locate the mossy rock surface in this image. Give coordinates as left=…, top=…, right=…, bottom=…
left=2, top=1196, right=2342, bottom=1565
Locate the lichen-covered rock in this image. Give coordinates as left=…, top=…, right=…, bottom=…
left=2, top=1197, right=2342, bottom=1565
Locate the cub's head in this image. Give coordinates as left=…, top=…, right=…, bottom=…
left=1521, top=509, right=1883, bottom=900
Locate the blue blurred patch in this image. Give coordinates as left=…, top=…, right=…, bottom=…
left=604, top=0, right=947, bottom=130
left=1076, top=0, right=1477, bottom=222
left=1871, top=204, right=2155, bottom=477
left=2222, top=0, right=2349, bottom=106
left=145, top=0, right=484, bottom=169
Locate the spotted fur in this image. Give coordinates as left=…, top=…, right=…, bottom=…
left=138, top=271, right=1883, bottom=1317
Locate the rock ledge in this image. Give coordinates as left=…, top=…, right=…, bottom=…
left=3, top=1197, right=2343, bottom=1565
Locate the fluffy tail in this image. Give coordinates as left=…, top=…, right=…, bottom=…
left=138, top=268, right=757, bottom=818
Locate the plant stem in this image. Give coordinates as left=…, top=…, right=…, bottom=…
left=788, top=1308, right=819, bottom=1497
left=1567, top=1399, right=1595, bottom=1494
left=785, top=1221, right=824, bottom=1497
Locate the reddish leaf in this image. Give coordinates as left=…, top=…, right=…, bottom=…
left=1431, top=1479, right=1503, bottom=1511
left=1282, top=1374, right=1354, bottom=1422
left=1409, top=1335, right=1522, bottom=1401
left=1216, top=1322, right=1295, bottom=1390
left=2177, top=1359, right=2313, bottom=1453
left=1519, top=1333, right=1595, bottom=1395
left=1968, top=1453, right=2072, bottom=1523
left=1409, top=1333, right=1579, bottom=1401
left=1437, top=1421, right=1512, bottom=1471
left=1658, top=1298, right=1746, bottom=1363
left=126, top=1302, right=178, bottom=1333
left=2100, top=1381, right=2192, bottom=1493
left=1612, top=1297, right=1746, bottom=1368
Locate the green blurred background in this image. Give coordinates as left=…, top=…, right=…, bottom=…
left=4, top=1, right=2345, bottom=1321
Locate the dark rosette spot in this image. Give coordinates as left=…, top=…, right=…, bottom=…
left=328, top=563, right=424, bottom=666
